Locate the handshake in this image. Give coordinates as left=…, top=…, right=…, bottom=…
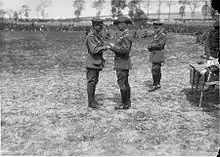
left=100, top=43, right=115, bottom=51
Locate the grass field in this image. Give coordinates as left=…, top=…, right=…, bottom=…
left=0, top=31, right=219, bottom=156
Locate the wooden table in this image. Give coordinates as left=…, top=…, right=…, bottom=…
left=189, top=63, right=216, bottom=107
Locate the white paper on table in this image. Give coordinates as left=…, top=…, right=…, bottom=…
left=207, top=59, right=219, bottom=66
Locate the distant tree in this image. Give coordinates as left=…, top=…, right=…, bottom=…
left=37, top=0, right=52, bottom=19
left=0, top=9, right=6, bottom=22
left=111, top=0, right=127, bottom=18
left=92, top=0, right=106, bottom=17
left=201, top=1, right=211, bottom=20
left=186, top=0, right=200, bottom=20
left=36, top=4, right=41, bottom=19
left=73, top=0, right=85, bottom=20
left=7, top=9, right=14, bottom=20
left=21, top=5, right=31, bottom=19
left=134, top=8, right=145, bottom=20
left=128, top=0, right=139, bottom=19
left=166, top=0, right=172, bottom=22
left=128, top=0, right=145, bottom=20
left=17, top=9, right=23, bottom=19
left=13, top=11, right=19, bottom=21
left=144, top=0, right=151, bottom=17
left=179, top=0, right=187, bottom=20
left=157, top=0, right=162, bottom=21
left=179, top=5, right=185, bottom=20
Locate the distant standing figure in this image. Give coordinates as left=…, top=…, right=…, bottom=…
left=147, top=22, right=167, bottom=92
left=85, top=17, right=110, bottom=109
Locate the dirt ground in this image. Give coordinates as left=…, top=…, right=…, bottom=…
left=0, top=31, right=219, bottom=156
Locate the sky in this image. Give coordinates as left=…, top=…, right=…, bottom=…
left=0, top=0, right=207, bottom=19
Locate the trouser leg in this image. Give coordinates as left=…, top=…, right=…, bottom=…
left=86, top=68, right=100, bottom=108
left=115, top=70, right=130, bottom=109
left=92, top=71, right=100, bottom=102
left=157, top=71, right=162, bottom=85
left=149, top=63, right=161, bottom=92
left=151, top=63, right=161, bottom=86
left=125, top=72, right=131, bottom=107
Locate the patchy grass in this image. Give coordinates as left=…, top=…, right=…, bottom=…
left=0, top=31, right=219, bottom=156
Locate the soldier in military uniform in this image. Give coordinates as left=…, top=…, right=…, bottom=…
left=85, top=17, right=110, bottom=109
left=202, top=20, right=219, bottom=92
left=147, top=22, right=167, bottom=92
left=108, top=16, right=133, bottom=110
left=204, top=20, right=219, bottom=60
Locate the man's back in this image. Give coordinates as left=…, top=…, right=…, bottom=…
left=205, top=29, right=219, bottom=58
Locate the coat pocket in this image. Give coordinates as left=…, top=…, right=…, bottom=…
left=92, top=59, right=102, bottom=66
left=92, top=57, right=105, bottom=67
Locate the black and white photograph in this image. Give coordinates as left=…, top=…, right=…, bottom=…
left=0, top=0, right=219, bottom=155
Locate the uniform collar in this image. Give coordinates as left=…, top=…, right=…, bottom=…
left=92, top=30, right=103, bottom=40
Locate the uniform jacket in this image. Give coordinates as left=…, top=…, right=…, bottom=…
left=85, top=30, right=105, bottom=70
left=110, top=29, right=132, bottom=70
left=149, top=30, right=167, bottom=63
left=204, top=29, right=219, bottom=59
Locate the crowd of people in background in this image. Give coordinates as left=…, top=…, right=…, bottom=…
left=0, top=20, right=213, bottom=42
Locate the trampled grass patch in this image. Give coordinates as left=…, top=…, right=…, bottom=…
left=0, top=31, right=219, bottom=155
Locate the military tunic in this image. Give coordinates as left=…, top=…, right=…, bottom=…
left=149, top=30, right=167, bottom=63
left=85, top=30, right=106, bottom=70
left=85, top=30, right=106, bottom=98
left=204, top=29, right=219, bottom=59
left=110, top=29, right=132, bottom=70
left=148, top=29, right=167, bottom=86
left=110, top=29, right=132, bottom=91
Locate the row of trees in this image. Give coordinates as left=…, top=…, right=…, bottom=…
left=0, top=0, right=218, bottom=22
left=73, top=0, right=218, bottom=21
left=179, top=0, right=217, bottom=20
left=0, top=0, right=52, bottom=21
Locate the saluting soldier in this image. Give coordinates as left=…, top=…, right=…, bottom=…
left=108, top=16, right=133, bottom=110
left=85, top=17, right=110, bottom=109
left=147, top=22, right=167, bottom=92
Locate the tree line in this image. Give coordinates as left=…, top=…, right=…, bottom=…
left=0, top=0, right=219, bottom=22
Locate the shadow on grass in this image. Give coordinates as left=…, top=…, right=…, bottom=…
left=181, top=87, right=220, bottom=114
left=143, top=79, right=153, bottom=88
left=99, top=92, right=121, bottom=105
left=96, top=93, right=105, bottom=102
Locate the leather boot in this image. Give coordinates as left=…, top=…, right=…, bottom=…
left=152, top=74, right=157, bottom=86
left=149, top=75, right=158, bottom=92
left=156, top=74, right=161, bottom=88
left=87, top=86, right=99, bottom=109
left=124, top=87, right=131, bottom=109
left=158, top=73, right=161, bottom=86
left=114, top=90, right=126, bottom=110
